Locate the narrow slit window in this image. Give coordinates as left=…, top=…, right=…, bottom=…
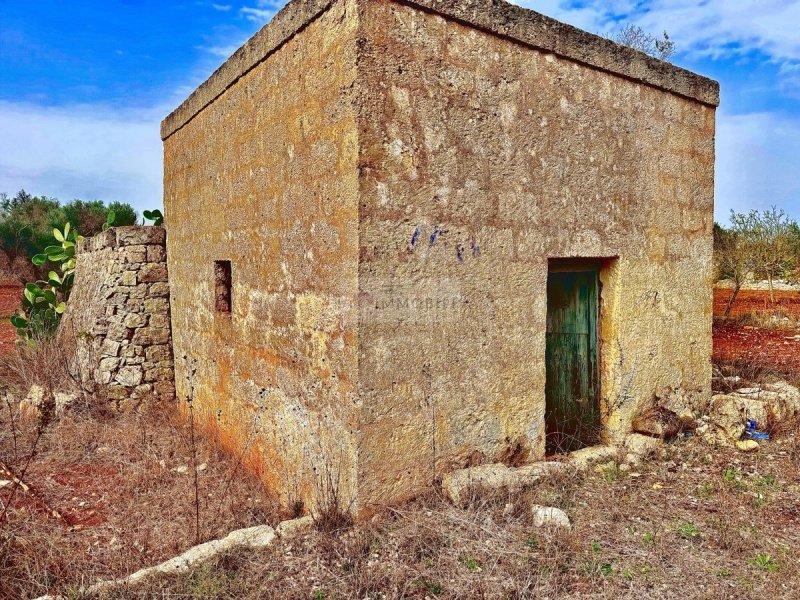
left=214, top=260, right=232, bottom=314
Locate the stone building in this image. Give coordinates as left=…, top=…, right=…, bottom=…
left=161, top=0, right=718, bottom=514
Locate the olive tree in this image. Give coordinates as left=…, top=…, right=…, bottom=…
left=729, top=207, right=798, bottom=304
left=714, top=222, right=753, bottom=318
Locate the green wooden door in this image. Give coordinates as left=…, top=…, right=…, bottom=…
left=545, top=269, right=600, bottom=453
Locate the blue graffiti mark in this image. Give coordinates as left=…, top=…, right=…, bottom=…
left=410, top=226, right=421, bottom=250
left=429, top=225, right=441, bottom=247
left=456, top=245, right=465, bottom=263
left=470, top=239, right=481, bottom=257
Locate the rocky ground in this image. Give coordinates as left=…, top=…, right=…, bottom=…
left=5, top=378, right=800, bottom=599
left=1, top=288, right=797, bottom=598
left=0, top=405, right=280, bottom=599
left=82, top=423, right=800, bottom=599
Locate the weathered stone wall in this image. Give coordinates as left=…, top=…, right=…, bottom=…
left=354, top=0, right=716, bottom=509
left=61, top=226, right=174, bottom=410
left=162, top=0, right=361, bottom=514
left=162, top=0, right=717, bottom=515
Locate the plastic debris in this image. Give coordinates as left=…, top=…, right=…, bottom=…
left=744, top=419, right=770, bottom=441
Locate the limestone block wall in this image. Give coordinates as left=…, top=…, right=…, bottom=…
left=61, top=226, right=175, bottom=409
left=161, top=0, right=718, bottom=515
left=354, top=0, right=716, bottom=508
left=162, top=0, right=361, bottom=514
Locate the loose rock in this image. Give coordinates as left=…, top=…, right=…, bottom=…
left=632, top=407, right=682, bottom=439
left=531, top=505, right=571, bottom=529
left=569, top=445, right=617, bottom=471
left=735, top=440, right=759, bottom=453
left=442, top=462, right=568, bottom=505
left=275, top=515, right=314, bottom=538
left=625, top=433, right=662, bottom=458
left=704, top=394, right=766, bottom=446
left=19, top=385, right=54, bottom=424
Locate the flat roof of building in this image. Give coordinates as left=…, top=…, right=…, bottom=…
left=161, top=0, right=720, bottom=140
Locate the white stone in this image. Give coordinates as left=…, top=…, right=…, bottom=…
left=736, top=440, right=759, bottom=452
left=88, top=524, right=276, bottom=594
left=531, top=505, right=571, bottom=529
left=98, top=357, right=120, bottom=372
left=569, top=445, right=617, bottom=471
left=116, top=366, right=143, bottom=387
left=100, top=338, right=121, bottom=357
left=704, top=394, right=766, bottom=446
left=442, top=461, right=568, bottom=505
left=624, top=453, right=640, bottom=467
left=624, top=434, right=661, bottom=458
left=123, top=313, right=146, bottom=328
left=762, top=381, right=800, bottom=420
left=275, top=515, right=314, bottom=538
left=54, top=392, right=79, bottom=417
left=20, top=384, right=52, bottom=421
left=735, top=388, right=761, bottom=395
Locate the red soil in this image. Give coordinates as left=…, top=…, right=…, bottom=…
left=713, top=321, right=800, bottom=374
left=713, top=288, right=800, bottom=376
left=713, top=288, right=800, bottom=320
left=1, top=462, right=117, bottom=528
left=0, top=282, right=21, bottom=354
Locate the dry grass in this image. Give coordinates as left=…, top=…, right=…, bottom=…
left=0, top=334, right=80, bottom=400
left=2, top=410, right=799, bottom=599
left=713, top=359, right=800, bottom=394
left=94, top=429, right=800, bottom=600
left=0, top=402, right=279, bottom=599
left=717, top=310, right=798, bottom=331
left=2, top=338, right=799, bottom=599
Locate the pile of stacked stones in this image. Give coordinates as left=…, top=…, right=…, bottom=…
left=70, top=226, right=175, bottom=409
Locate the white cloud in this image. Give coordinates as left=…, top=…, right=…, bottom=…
left=512, top=1, right=800, bottom=82
left=240, top=1, right=282, bottom=23
left=0, top=101, right=165, bottom=216
left=240, top=7, right=275, bottom=22
left=202, top=44, right=242, bottom=58
left=628, top=1, right=800, bottom=66
left=778, top=62, right=800, bottom=99
left=715, top=110, right=800, bottom=221
left=3, top=2, right=796, bottom=227
left=211, top=3, right=232, bottom=11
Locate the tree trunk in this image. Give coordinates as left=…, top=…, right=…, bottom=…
left=724, top=282, right=741, bottom=320
left=767, top=273, right=775, bottom=304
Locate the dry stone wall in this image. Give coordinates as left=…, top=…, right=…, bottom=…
left=61, top=226, right=175, bottom=410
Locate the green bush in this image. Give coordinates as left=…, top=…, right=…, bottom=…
left=0, top=189, right=137, bottom=260
left=12, top=223, right=83, bottom=341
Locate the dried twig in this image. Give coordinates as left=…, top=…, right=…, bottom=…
left=183, top=354, right=201, bottom=545
left=0, top=460, right=67, bottom=526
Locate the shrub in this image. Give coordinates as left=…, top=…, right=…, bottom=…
left=11, top=224, right=81, bottom=340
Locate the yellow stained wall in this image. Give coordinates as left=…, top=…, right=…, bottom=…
left=354, top=0, right=715, bottom=510
left=163, top=0, right=715, bottom=515
left=163, top=0, right=361, bottom=513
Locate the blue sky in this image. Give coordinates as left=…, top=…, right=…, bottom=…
left=1, top=0, right=798, bottom=223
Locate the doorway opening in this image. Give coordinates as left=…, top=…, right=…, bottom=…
left=545, top=259, right=602, bottom=454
